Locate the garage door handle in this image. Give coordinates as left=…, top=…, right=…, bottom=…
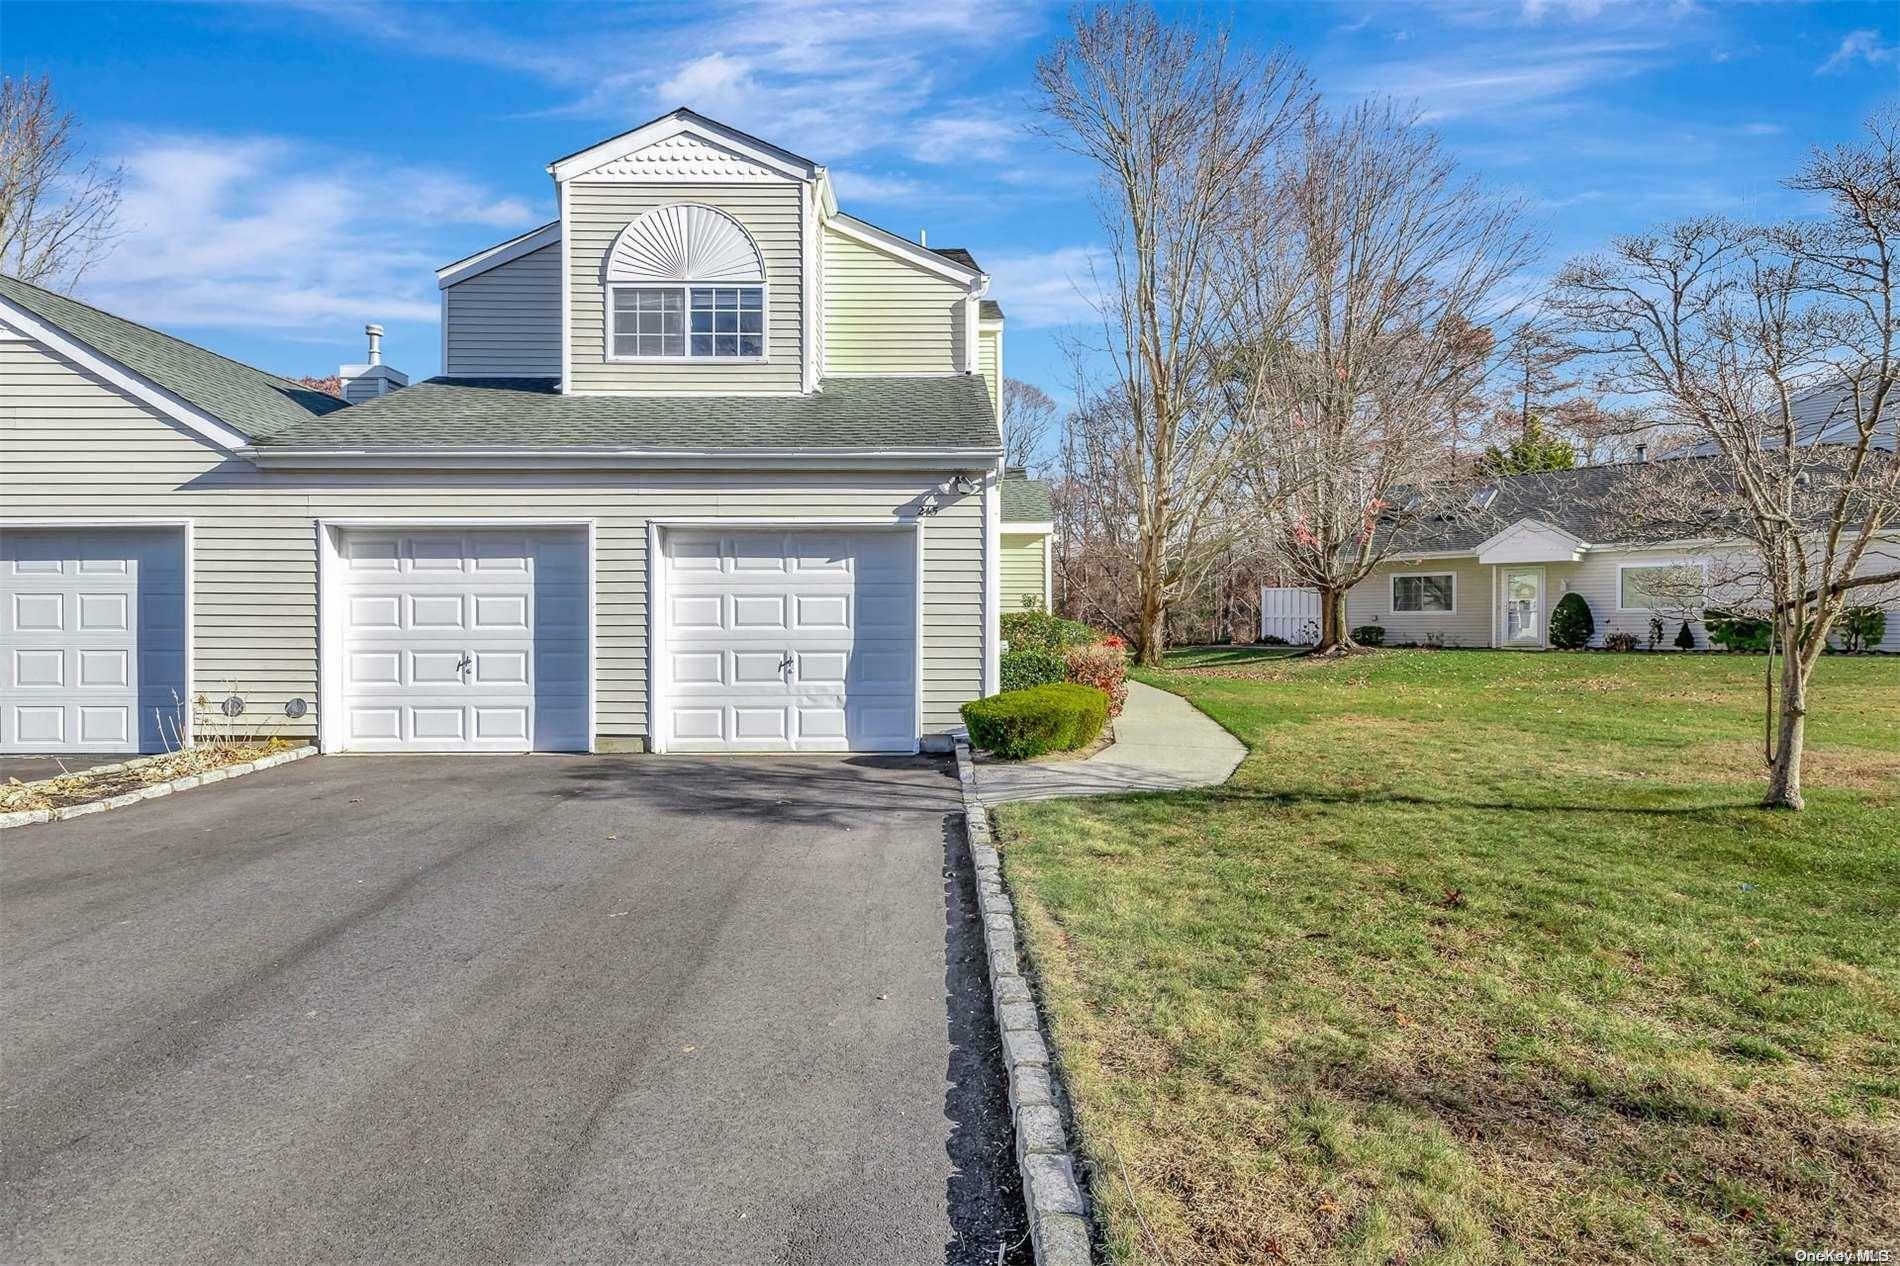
left=778, top=652, right=794, bottom=674
left=457, top=651, right=473, bottom=679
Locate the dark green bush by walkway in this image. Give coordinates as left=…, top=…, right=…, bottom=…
left=1549, top=592, right=1594, bottom=649
left=999, top=648, right=1067, bottom=693
left=961, top=683, right=1109, bottom=760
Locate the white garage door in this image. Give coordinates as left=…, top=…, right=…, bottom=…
left=336, top=529, right=587, bottom=752
left=661, top=528, right=917, bottom=753
left=1, top=527, right=187, bottom=754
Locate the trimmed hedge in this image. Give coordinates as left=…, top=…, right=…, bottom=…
left=1706, top=609, right=1771, bottom=652
left=1351, top=624, right=1386, bottom=647
left=1000, top=648, right=1068, bottom=693
left=961, top=683, right=1110, bottom=760
left=1000, top=608, right=1103, bottom=654
left=1549, top=592, right=1594, bottom=650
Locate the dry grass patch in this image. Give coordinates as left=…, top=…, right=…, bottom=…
left=2, top=740, right=296, bottom=813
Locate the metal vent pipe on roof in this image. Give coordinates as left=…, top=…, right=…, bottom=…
left=366, top=323, right=384, bottom=366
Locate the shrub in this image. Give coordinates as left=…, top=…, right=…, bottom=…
left=1000, top=649, right=1067, bottom=693
left=1001, top=608, right=1104, bottom=654
left=1351, top=624, right=1386, bottom=647
left=1705, top=609, right=1772, bottom=652
left=961, top=683, right=1109, bottom=759
left=1548, top=592, right=1594, bottom=649
left=1063, top=641, right=1129, bottom=718
left=1837, top=605, right=1888, bottom=653
left=1604, top=631, right=1640, bottom=652
left=1647, top=616, right=1665, bottom=650
left=1674, top=620, right=1697, bottom=650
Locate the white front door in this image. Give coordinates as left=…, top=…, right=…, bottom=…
left=1504, top=568, right=1544, bottom=647
left=1, top=528, right=187, bottom=753
left=660, top=528, right=916, bottom=753
left=337, top=529, right=587, bottom=752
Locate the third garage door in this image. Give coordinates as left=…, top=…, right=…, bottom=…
left=661, top=528, right=916, bottom=753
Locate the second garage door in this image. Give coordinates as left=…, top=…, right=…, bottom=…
left=661, top=528, right=917, bottom=753
left=336, top=528, right=588, bottom=752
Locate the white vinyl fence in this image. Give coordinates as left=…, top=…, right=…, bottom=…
left=1259, top=587, right=1320, bottom=644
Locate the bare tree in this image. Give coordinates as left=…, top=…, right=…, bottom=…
left=1036, top=4, right=1312, bottom=666
left=1552, top=112, right=1900, bottom=810
left=1226, top=101, right=1538, bottom=653
left=1002, top=377, right=1059, bottom=473
left=0, top=75, right=121, bottom=291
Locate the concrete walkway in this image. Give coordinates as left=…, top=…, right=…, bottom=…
left=974, top=679, right=1246, bottom=803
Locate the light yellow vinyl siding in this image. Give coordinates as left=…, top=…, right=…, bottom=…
left=1347, top=558, right=1494, bottom=647
left=822, top=226, right=965, bottom=375
left=1000, top=533, right=1047, bottom=611
left=0, top=339, right=985, bottom=739
left=566, top=182, right=804, bottom=394
left=979, top=325, right=1001, bottom=415
left=443, top=242, right=561, bottom=376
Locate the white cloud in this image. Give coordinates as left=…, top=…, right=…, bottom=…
left=1817, top=29, right=1898, bottom=74
left=1348, top=41, right=1662, bottom=120
left=84, top=132, right=538, bottom=337
left=983, top=246, right=1107, bottom=328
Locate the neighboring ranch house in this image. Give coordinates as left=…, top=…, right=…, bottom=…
left=1346, top=459, right=1900, bottom=652
left=0, top=109, right=1016, bottom=757
left=999, top=468, right=1054, bottom=612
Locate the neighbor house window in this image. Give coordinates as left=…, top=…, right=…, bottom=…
left=1392, top=573, right=1455, bottom=612
left=611, top=285, right=763, bottom=360
left=1618, top=561, right=1705, bottom=611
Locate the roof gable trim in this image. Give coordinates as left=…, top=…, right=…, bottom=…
left=437, top=221, right=561, bottom=289
left=827, top=214, right=985, bottom=287
left=0, top=292, right=251, bottom=452
left=1474, top=517, right=1590, bottom=564
left=549, top=110, right=817, bottom=184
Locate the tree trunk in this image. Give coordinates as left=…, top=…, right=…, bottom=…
left=1762, top=644, right=1808, bottom=810
left=1310, top=586, right=1358, bottom=655
left=1135, top=585, right=1166, bottom=668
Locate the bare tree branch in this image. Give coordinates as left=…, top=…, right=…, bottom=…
left=0, top=75, right=122, bottom=291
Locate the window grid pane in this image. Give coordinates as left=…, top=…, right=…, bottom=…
left=615, top=286, right=762, bottom=358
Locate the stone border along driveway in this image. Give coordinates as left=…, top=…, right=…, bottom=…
left=955, top=739, right=1095, bottom=1266
left=0, top=746, right=317, bottom=830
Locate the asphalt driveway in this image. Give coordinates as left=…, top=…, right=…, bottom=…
left=1, top=754, right=1029, bottom=1265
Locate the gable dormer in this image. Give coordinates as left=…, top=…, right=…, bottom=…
left=550, top=110, right=822, bottom=396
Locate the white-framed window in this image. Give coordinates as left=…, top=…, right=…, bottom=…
left=608, top=284, right=765, bottom=361
left=1617, top=559, right=1707, bottom=611
left=1391, top=572, right=1456, bottom=612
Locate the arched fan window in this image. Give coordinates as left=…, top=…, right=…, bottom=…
left=604, top=203, right=766, bottom=361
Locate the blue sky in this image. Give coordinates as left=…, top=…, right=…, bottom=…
left=5, top=0, right=1895, bottom=400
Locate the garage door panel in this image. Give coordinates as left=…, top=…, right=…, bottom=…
left=335, top=529, right=587, bottom=753
left=662, top=528, right=915, bottom=754
left=1, top=528, right=187, bottom=754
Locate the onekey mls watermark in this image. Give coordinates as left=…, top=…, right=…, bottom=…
left=1793, top=1250, right=1893, bottom=1264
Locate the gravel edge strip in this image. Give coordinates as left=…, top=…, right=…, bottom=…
left=0, top=746, right=319, bottom=831
left=955, top=737, right=1095, bottom=1266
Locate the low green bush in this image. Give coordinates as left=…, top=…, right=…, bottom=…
left=1001, top=608, right=1105, bottom=654
left=1705, top=609, right=1771, bottom=652
left=1351, top=624, right=1386, bottom=647
left=961, top=683, right=1109, bottom=760
left=1837, top=605, right=1888, bottom=653
left=999, top=648, right=1067, bottom=693
left=1604, top=631, right=1640, bottom=652
left=1549, top=592, right=1594, bottom=650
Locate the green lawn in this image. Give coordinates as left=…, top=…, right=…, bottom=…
left=993, top=650, right=1900, bottom=1266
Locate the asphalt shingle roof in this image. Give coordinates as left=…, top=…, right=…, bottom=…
left=1001, top=474, right=1053, bottom=523
left=259, top=375, right=1002, bottom=450
left=1401, top=459, right=1722, bottom=552
left=0, top=274, right=347, bottom=437
left=931, top=247, right=981, bottom=272
left=1682, top=384, right=1896, bottom=456
left=980, top=299, right=1003, bottom=321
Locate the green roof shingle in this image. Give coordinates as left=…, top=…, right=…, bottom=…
left=258, top=374, right=1002, bottom=450
left=1001, top=475, right=1053, bottom=523
left=0, top=274, right=347, bottom=437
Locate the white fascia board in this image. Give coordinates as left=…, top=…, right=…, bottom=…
left=1472, top=516, right=1590, bottom=556
left=243, top=446, right=1004, bottom=471
left=549, top=111, right=817, bottom=184
left=826, top=214, right=985, bottom=287
left=1381, top=548, right=1483, bottom=563
left=1002, top=520, right=1056, bottom=536
left=0, top=294, right=251, bottom=452
left=436, top=221, right=562, bottom=289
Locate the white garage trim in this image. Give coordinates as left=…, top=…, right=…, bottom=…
left=0, top=519, right=195, bottom=751
left=646, top=517, right=923, bottom=754
left=315, top=518, right=597, bottom=754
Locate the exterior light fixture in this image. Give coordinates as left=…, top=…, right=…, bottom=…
left=952, top=473, right=980, bottom=496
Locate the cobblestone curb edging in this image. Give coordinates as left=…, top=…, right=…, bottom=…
left=955, top=738, right=1095, bottom=1266
left=0, top=746, right=318, bottom=831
